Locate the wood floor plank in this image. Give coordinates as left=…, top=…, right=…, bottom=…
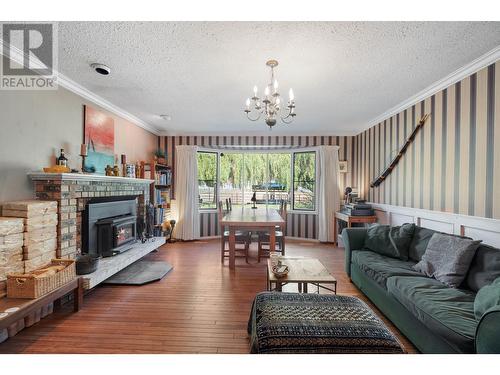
left=0, top=239, right=417, bottom=354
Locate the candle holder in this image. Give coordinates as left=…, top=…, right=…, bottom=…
left=121, top=154, right=127, bottom=177
left=80, top=154, right=87, bottom=173
left=80, top=143, right=89, bottom=173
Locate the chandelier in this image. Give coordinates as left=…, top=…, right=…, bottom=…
left=244, top=59, right=296, bottom=129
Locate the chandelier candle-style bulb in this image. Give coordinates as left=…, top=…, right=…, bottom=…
left=243, top=59, right=296, bottom=128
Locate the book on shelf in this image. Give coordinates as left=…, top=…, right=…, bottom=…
left=153, top=187, right=171, bottom=228
left=154, top=207, right=167, bottom=225
left=154, top=170, right=172, bottom=185
left=155, top=189, right=171, bottom=207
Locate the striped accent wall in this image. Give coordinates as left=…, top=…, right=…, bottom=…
left=354, top=61, right=500, bottom=220
left=158, top=135, right=354, bottom=239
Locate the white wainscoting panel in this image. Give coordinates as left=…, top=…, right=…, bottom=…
left=370, top=203, right=500, bottom=247
left=390, top=212, right=415, bottom=227
left=462, top=227, right=500, bottom=248
left=419, top=218, right=454, bottom=234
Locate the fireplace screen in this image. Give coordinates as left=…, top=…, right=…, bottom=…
left=115, top=223, right=135, bottom=247
left=96, top=214, right=137, bottom=257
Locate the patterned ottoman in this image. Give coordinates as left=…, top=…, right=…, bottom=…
left=248, top=292, right=405, bottom=354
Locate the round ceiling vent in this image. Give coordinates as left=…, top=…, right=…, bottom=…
left=90, top=63, right=111, bottom=76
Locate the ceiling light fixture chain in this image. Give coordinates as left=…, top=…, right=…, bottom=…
left=244, top=59, right=296, bottom=129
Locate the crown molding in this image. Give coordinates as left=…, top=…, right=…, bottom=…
left=157, top=130, right=359, bottom=137
left=57, top=74, right=160, bottom=135
left=0, top=40, right=160, bottom=135
left=366, top=45, right=500, bottom=129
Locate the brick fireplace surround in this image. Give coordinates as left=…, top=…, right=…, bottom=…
left=28, top=173, right=153, bottom=259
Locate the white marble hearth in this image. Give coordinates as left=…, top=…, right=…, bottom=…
left=81, top=237, right=167, bottom=289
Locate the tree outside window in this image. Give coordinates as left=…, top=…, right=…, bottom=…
left=197, top=150, right=316, bottom=211
left=197, top=152, right=217, bottom=209
left=292, top=152, right=316, bottom=211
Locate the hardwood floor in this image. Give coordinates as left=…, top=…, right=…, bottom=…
left=0, top=239, right=417, bottom=354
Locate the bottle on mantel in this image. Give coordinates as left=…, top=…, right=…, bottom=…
left=57, top=148, right=68, bottom=167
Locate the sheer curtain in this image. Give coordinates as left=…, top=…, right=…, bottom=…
left=317, top=145, right=340, bottom=242
left=174, top=145, right=200, bottom=240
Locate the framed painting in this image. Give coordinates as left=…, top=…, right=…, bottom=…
left=339, top=161, right=348, bottom=173
left=83, top=105, right=115, bottom=174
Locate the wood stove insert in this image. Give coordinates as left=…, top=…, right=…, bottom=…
left=83, top=197, right=138, bottom=257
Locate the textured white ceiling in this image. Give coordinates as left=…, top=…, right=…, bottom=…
left=57, top=22, right=500, bottom=135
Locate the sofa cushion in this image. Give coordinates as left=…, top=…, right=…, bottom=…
left=351, top=250, right=423, bottom=289
left=465, top=244, right=500, bottom=292
left=408, top=227, right=473, bottom=262
left=413, top=233, right=481, bottom=288
left=363, top=223, right=415, bottom=260
left=408, top=227, right=437, bottom=262
left=386, top=276, right=477, bottom=353
left=474, top=277, right=500, bottom=320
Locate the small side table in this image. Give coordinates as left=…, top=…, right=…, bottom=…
left=333, top=211, right=377, bottom=246
left=266, top=257, right=337, bottom=294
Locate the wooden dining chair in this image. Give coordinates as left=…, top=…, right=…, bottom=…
left=218, top=201, right=250, bottom=264
left=257, top=200, right=287, bottom=262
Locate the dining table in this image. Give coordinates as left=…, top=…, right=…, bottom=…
left=221, top=207, right=286, bottom=270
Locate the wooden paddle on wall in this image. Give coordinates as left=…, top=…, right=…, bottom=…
left=370, top=113, right=430, bottom=188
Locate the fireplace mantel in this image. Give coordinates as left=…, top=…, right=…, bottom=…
left=28, top=172, right=153, bottom=185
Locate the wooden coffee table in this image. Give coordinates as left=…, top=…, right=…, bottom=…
left=266, top=257, right=337, bottom=294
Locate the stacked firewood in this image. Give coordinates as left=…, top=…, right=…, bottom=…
left=2, top=200, right=58, bottom=273
left=0, top=217, right=24, bottom=298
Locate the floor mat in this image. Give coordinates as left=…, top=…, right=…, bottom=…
left=102, top=260, right=173, bottom=285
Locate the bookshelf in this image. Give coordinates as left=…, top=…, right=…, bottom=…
left=150, top=160, right=172, bottom=236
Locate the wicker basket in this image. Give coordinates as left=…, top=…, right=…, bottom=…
left=7, top=259, right=76, bottom=299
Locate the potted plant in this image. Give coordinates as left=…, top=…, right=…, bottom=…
left=154, top=148, right=167, bottom=165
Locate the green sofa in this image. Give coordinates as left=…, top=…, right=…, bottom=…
left=343, top=226, right=500, bottom=354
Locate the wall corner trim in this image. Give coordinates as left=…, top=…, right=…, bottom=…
left=365, top=45, right=500, bottom=129
left=0, top=40, right=160, bottom=136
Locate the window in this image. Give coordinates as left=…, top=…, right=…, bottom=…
left=219, top=153, right=244, bottom=208
left=292, top=151, right=316, bottom=211
left=197, top=150, right=316, bottom=211
left=197, top=151, right=217, bottom=209
left=266, top=153, right=291, bottom=209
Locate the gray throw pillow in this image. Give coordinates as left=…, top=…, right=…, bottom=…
left=413, top=233, right=482, bottom=287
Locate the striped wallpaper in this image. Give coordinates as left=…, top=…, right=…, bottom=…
left=158, top=135, right=354, bottom=239
left=353, top=61, right=500, bottom=219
